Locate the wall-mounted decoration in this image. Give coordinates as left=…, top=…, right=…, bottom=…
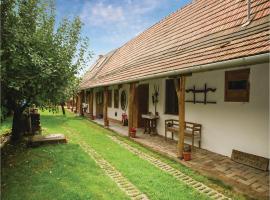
left=152, top=84, right=159, bottom=115
left=120, top=90, right=127, bottom=111
left=185, top=83, right=216, bottom=104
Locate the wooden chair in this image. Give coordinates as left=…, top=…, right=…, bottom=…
left=165, top=119, right=202, bottom=148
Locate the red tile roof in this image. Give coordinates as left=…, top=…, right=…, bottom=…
left=80, top=0, right=269, bottom=89
left=80, top=50, right=117, bottom=89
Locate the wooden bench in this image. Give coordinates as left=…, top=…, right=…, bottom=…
left=165, top=119, right=202, bottom=148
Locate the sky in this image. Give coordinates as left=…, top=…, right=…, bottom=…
left=55, top=0, right=191, bottom=71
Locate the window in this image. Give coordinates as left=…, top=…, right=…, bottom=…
left=86, top=91, right=90, bottom=103
left=165, top=79, right=178, bottom=115
left=114, top=89, right=119, bottom=108
left=96, top=91, right=103, bottom=105
left=121, top=90, right=127, bottom=111
left=225, top=68, right=250, bottom=102
left=108, top=90, right=112, bottom=107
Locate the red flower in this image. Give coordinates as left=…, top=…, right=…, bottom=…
left=130, top=127, right=136, bottom=132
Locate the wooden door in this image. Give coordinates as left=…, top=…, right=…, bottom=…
left=96, top=91, right=104, bottom=118
left=137, top=84, right=149, bottom=127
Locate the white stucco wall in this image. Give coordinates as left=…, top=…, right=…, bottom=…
left=92, top=85, right=130, bottom=120
left=107, top=84, right=130, bottom=121
left=93, top=63, right=269, bottom=158
left=183, top=63, right=269, bottom=158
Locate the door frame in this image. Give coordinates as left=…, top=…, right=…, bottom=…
left=135, top=84, right=149, bottom=128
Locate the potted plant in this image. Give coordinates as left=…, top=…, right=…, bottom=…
left=122, top=113, right=128, bottom=126
left=130, top=127, right=136, bottom=138
left=183, top=144, right=192, bottom=161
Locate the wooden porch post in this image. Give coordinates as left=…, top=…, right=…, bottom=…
left=75, top=94, right=79, bottom=113
left=103, top=87, right=109, bottom=127
left=89, top=89, right=94, bottom=120
left=80, top=91, right=84, bottom=116
left=71, top=94, right=74, bottom=111
left=177, top=76, right=186, bottom=158
left=77, top=91, right=83, bottom=115
left=128, top=82, right=136, bottom=136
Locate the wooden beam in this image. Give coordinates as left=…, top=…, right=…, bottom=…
left=76, top=91, right=84, bottom=116
left=128, top=83, right=136, bottom=136
left=71, top=94, right=74, bottom=111
left=89, top=89, right=94, bottom=120
left=80, top=91, right=84, bottom=116
left=177, top=76, right=186, bottom=158
left=76, top=93, right=82, bottom=114
left=75, top=95, right=78, bottom=113
left=132, top=87, right=138, bottom=128
left=103, top=87, right=109, bottom=127
left=168, top=73, right=192, bottom=79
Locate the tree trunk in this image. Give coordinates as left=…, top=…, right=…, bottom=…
left=61, top=103, right=65, bottom=115
left=11, top=108, right=25, bottom=142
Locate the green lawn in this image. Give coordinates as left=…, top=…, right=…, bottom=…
left=1, top=110, right=246, bottom=200
left=0, top=116, right=12, bottom=135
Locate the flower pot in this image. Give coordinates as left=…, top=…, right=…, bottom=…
left=183, top=152, right=191, bottom=161
left=130, top=131, right=136, bottom=138
left=130, top=128, right=136, bottom=138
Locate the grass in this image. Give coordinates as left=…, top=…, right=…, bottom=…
left=1, top=143, right=129, bottom=200
left=1, top=110, right=247, bottom=200
left=0, top=116, right=12, bottom=135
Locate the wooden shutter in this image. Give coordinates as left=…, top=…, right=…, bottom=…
left=225, top=69, right=250, bottom=102
left=165, top=79, right=179, bottom=115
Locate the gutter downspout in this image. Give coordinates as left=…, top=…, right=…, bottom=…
left=83, top=52, right=269, bottom=89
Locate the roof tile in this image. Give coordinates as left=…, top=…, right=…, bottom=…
left=80, top=0, right=269, bottom=89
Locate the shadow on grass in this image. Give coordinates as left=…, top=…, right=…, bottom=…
left=1, top=141, right=80, bottom=166
left=207, top=177, right=233, bottom=191
left=1, top=141, right=120, bottom=200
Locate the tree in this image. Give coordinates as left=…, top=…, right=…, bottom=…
left=59, top=76, right=81, bottom=115
left=1, top=0, right=91, bottom=141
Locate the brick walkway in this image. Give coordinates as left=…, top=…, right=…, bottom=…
left=91, top=118, right=269, bottom=200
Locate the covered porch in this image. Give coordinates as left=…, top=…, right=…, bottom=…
left=89, top=117, right=269, bottom=200
left=78, top=64, right=269, bottom=200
